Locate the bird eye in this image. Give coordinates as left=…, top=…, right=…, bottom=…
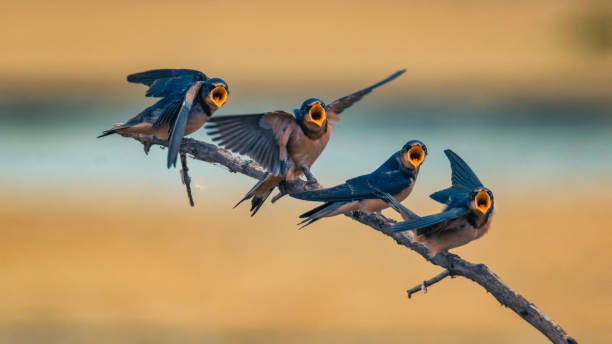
left=402, top=145, right=425, bottom=168
left=210, top=86, right=228, bottom=107
left=474, top=190, right=491, bottom=214
left=308, top=103, right=326, bottom=126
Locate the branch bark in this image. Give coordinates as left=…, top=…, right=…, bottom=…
left=132, top=135, right=578, bottom=344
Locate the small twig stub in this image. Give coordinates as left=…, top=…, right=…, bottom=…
left=406, top=270, right=451, bottom=299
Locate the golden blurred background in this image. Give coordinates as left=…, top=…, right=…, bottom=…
left=1, top=1, right=611, bottom=343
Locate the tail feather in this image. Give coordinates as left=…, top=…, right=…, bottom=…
left=97, top=129, right=118, bottom=138
left=234, top=173, right=281, bottom=216
left=250, top=189, right=273, bottom=216
left=297, top=202, right=345, bottom=229
left=299, top=201, right=335, bottom=218
left=298, top=217, right=322, bottom=230
left=234, top=173, right=268, bottom=208
left=97, top=123, right=127, bottom=139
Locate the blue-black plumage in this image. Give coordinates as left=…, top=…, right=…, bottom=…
left=97, top=68, right=229, bottom=168
left=290, top=140, right=427, bottom=228
left=391, top=149, right=495, bottom=257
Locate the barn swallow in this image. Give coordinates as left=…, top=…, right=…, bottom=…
left=206, top=69, right=405, bottom=215
left=97, top=68, right=229, bottom=168
left=391, top=149, right=494, bottom=257
left=290, top=140, right=427, bottom=228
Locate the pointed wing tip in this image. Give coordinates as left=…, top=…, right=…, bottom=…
left=166, top=153, right=177, bottom=169
left=288, top=191, right=306, bottom=200
left=443, top=149, right=463, bottom=165
left=389, top=69, right=406, bottom=80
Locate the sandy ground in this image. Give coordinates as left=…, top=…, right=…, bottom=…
left=1, top=187, right=610, bottom=343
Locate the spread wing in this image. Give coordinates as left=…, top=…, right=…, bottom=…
left=127, top=69, right=207, bottom=98
left=391, top=207, right=470, bottom=233
left=206, top=111, right=298, bottom=175
left=445, top=149, right=483, bottom=190
left=430, top=149, right=483, bottom=205
left=166, top=81, right=205, bottom=168
left=325, top=69, right=405, bottom=122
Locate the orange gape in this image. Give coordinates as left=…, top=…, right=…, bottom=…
left=475, top=190, right=491, bottom=214
left=308, top=103, right=326, bottom=126
left=401, top=145, right=426, bottom=168
left=210, top=86, right=228, bottom=107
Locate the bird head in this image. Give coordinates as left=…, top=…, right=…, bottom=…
left=297, top=98, right=327, bottom=131
left=469, top=188, right=494, bottom=215
left=399, top=140, right=427, bottom=169
left=202, top=78, right=229, bottom=109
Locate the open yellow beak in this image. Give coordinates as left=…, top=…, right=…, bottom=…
left=405, top=145, right=425, bottom=167
left=475, top=190, right=491, bottom=214
left=308, top=103, right=326, bottom=127
left=210, top=86, right=228, bottom=107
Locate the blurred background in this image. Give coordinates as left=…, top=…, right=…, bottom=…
left=1, top=1, right=611, bottom=343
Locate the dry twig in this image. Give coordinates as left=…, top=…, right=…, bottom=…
left=406, top=270, right=452, bottom=298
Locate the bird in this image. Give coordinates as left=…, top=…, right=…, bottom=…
left=290, top=140, right=427, bottom=228
left=391, top=149, right=494, bottom=257
left=205, top=69, right=406, bottom=216
left=97, top=68, right=229, bottom=168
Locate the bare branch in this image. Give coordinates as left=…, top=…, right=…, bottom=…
left=406, top=270, right=451, bottom=299
left=179, top=152, right=194, bottom=207
left=130, top=136, right=578, bottom=344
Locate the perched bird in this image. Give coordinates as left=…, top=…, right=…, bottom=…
left=98, top=68, right=229, bottom=168
left=206, top=69, right=405, bottom=215
left=290, top=140, right=427, bottom=228
left=391, top=149, right=494, bottom=257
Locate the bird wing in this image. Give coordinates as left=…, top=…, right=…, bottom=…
left=206, top=111, right=298, bottom=175
left=429, top=149, right=483, bottom=205
left=151, top=96, right=184, bottom=130
left=390, top=207, right=470, bottom=233
left=325, top=69, right=405, bottom=122
left=127, top=69, right=207, bottom=98
left=365, top=170, right=413, bottom=196
left=291, top=170, right=411, bottom=202
left=445, top=149, right=483, bottom=190
left=166, top=81, right=205, bottom=168
left=290, top=175, right=371, bottom=202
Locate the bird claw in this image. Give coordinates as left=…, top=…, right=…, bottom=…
left=306, top=177, right=320, bottom=189
left=141, top=136, right=155, bottom=155
left=351, top=210, right=364, bottom=218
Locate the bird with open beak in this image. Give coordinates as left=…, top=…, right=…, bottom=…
left=391, top=149, right=494, bottom=257
left=290, top=140, right=427, bottom=228
left=98, top=68, right=229, bottom=168
left=205, top=70, right=405, bottom=216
